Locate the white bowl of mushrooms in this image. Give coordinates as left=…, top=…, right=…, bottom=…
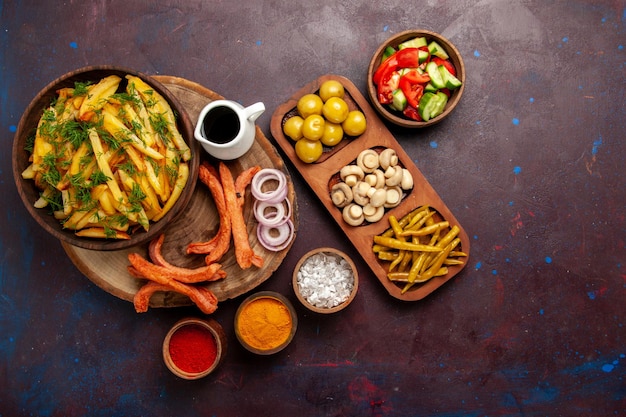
left=330, top=147, right=413, bottom=226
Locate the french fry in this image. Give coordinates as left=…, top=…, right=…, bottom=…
left=144, top=159, right=165, bottom=201
left=78, top=75, right=121, bottom=121
left=101, top=106, right=164, bottom=160
left=151, top=162, right=188, bottom=222
left=21, top=163, right=35, bottom=180
left=33, top=186, right=55, bottom=208
left=63, top=208, right=93, bottom=230
left=137, top=175, right=162, bottom=216
left=97, top=188, right=117, bottom=216
left=117, top=168, right=150, bottom=231
left=69, top=141, right=90, bottom=176
left=121, top=143, right=146, bottom=174
left=76, top=227, right=131, bottom=240
left=75, top=208, right=100, bottom=230
left=88, top=128, right=126, bottom=206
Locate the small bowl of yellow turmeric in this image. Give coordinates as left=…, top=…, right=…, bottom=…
left=234, top=291, right=298, bottom=355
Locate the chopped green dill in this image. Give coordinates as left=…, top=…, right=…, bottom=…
left=128, top=183, right=146, bottom=206
left=116, top=160, right=137, bottom=176
left=74, top=184, right=96, bottom=208
left=130, top=119, right=144, bottom=138
left=39, top=110, right=59, bottom=139
left=73, top=81, right=92, bottom=97
left=99, top=128, right=124, bottom=150
left=60, top=119, right=89, bottom=148
left=43, top=190, right=63, bottom=212
left=141, top=91, right=157, bottom=107
left=69, top=172, right=86, bottom=188
left=111, top=213, right=129, bottom=227
left=24, top=131, right=36, bottom=153
left=148, top=158, right=160, bottom=176
left=165, top=164, right=179, bottom=184
left=42, top=109, right=57, bottom=122
left=103, top=225, right=118, bottom=238
left=150, top=113, right=171, bottom=145
left=111, top=92, right=138, bottom=105
left=90, top=170, right=109, bottom=186
left=79, top=152, right=93, bottom=166
left=40, top=153, right=62, bottom=186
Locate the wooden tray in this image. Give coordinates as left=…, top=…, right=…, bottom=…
left=270, top=74, right=469, bottom=301
left=62, top=76, right=298, bottom=308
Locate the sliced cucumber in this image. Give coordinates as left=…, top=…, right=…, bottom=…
left=427, top=41, right=449, bottom=60
left=381, top=46, right=396, bottom=62
left=426, top=61, right=445, bottom=89
left=390, top=89, right=407, bottom=111
left=418, top=91, right=448, bottom=121
left=424, top=82, right=438, bottom=93
left=398, top=36, right=427, bottom=50
left=438, top=65, right=462, bottom=90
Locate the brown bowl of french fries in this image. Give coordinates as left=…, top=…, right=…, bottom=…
left=12, top=66, right=200, bottom=250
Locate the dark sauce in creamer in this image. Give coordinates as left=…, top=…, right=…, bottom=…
left=201, top=107, right=240, bottom=144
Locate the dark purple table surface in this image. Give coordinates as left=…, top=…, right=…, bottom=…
left=1, top=1, right=625, bottom=416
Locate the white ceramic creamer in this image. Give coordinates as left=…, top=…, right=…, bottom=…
left=194, top=100, right=265, bottom=160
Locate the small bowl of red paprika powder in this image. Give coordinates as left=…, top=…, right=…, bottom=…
left=163, top=317, right=227, bottom=380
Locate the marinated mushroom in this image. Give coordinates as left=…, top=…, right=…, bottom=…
left=379, top=148, right=398, bottom=170
left=385, top=165, right=404, bottom=187
left=401, top=168, right=414, bottom=190
left=330, top=182, right=353, bottom=208
left=369, top=188, right=388, bottom=208
left=372, top=169, right=386, bottom=189
left=364, top=173, right=377, bottom=187
left=352, top=181, right=371, bottom=206
left=342, top=203, right=364, bottom=226
left=363, top=204, right=385, bottom=223
left=384, top=186, right=403, bottom=208
left=339, top=165, right=364, bottom=187
left=356, top=149, right=380, bottom=173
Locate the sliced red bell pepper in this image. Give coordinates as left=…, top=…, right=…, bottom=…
left=432, top=57, right=456, bottom=76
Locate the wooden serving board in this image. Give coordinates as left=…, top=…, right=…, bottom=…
left=62, top=76, right=298, bottom=308
left=270, top=74, right=469, bottom=301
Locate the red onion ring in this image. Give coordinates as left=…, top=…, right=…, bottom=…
left=257, top=219, right=294, bottom=252
left=254, top=200, right=288, bottom=226
left=251, top=168, right=287, bottom=203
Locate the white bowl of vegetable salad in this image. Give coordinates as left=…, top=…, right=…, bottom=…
left=367, top=30, right=465, bottom=128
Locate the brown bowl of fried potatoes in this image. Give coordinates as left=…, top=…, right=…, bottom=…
left=12, top=66, right=200, bottom=250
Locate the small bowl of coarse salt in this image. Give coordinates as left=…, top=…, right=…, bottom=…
left=293, top=247, right=358, bottom=314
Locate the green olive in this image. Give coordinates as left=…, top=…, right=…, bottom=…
left=321, top=122, right=343, bottom=147
left=342, top=110, right=367, bottom=136
left=322, top=97, right=349, bottom=124
left=297, top=94, right=324, bottom=118
left=283, top=116, right=304, bottom=141
left=295, top=138, right=323, bottom=163
left=319, top=80, right=345, bottom=102
left=301, top=114, right=325, bottom=141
